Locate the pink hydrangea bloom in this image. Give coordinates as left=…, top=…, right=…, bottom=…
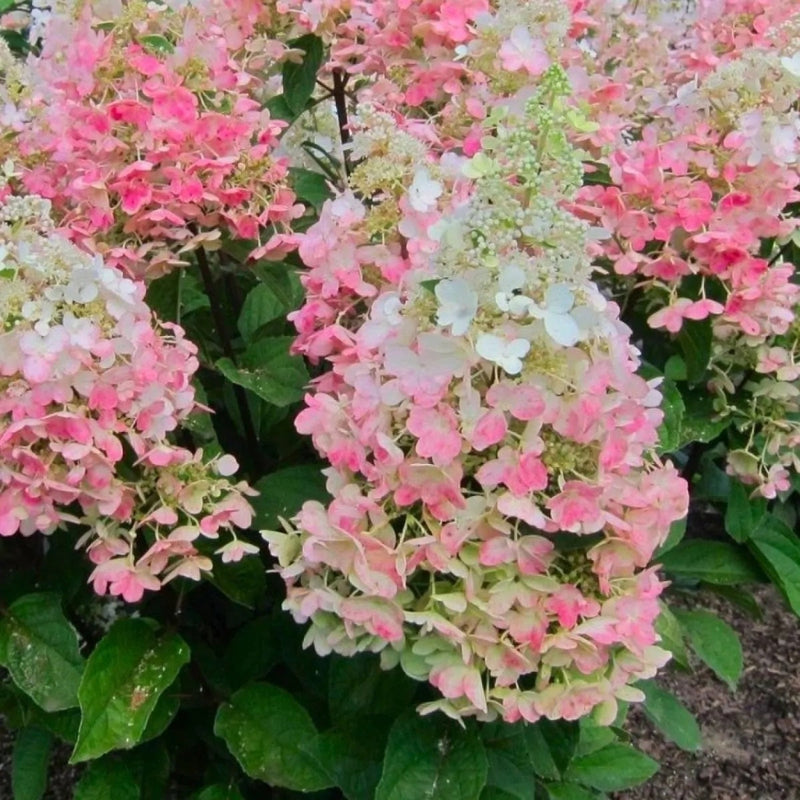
left=265, top=2, right=689, bottom=724
left=0, top=185, right=255, bottom=600
left=10, top=0, right=305, bottom=278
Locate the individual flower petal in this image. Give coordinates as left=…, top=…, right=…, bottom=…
left=408, top=167, right=443, bottom=212
left=476, top=333, right=531, bottom=375
left=435, top=277, right=478, bottom=336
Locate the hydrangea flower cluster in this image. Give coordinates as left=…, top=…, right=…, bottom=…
left=266, top=2, right=688, bottom=721
left=0, top=179, right=255, bottom=602
left=7, top=0, right=304, bottom=278
left=570, top=0, right=800, bottom=496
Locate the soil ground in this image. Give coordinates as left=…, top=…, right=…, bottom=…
left=1, top=586, right=798, bottom=799
left=618, top=585, right=800, bottom=800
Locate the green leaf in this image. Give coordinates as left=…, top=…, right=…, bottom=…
left=0, top=684, right=80, bottom=743
left=282, top=34, right=324, bottom=114
left=274, top=612, right=330, bottom=705
left=328, top=654, right=416, bottom=723
left=0, top=29, right=31, bottom=56
left=679, top=392, right=730, bottom=445
left=675, top=610, right=743, bottom=690
left=420, top=278, right=442, bottom=295
left=237, top=284, right=289, bottom=342
left=639, top=681, right=701, bottom=752
left=265, top=94, right=295, bottom=123
left=771, top=500, right=797, bottom=532
left=214, top=682, right=332, bottom=792
left=316, top=720, right=391, bottom=800
left=574, top=723, right=615, bottom=758
left=692, top=453, right=731, bottom=502
left=139, top=34, right=174, bottom=54
left=223, top=616, right=280, bottom=690
left=725, top=480, right=767, bottom=544
left=71, top=619, right=190, bottom=763
left=655, top=376, right=685, bottom=453
left=125, top=741, right=171, bottom=800
left=525, top=719, right=578, bottom=780
left=145, top=266, right=208, bottom=324
left=251, top=262, right=304, bottom=310
left=581, top=160, right=612, bottom=187
left=206, top=554, right=266, bottom=609
left=481, top=722, right=536, bottom=800
left=195, top=785, right=246, bottom=800
left=73, top=756, right=141, bottom=800
left=748, top=515, right=800, bottom=616
left=375, top=712, right=488, bottom=800
left=545, top=783, right=600, bottom=800
left=0, top=593, right=84, bottom=712
left=654, top=518, right=686, bottom=558
left=676, top=318, right=712, bottom=385
left=702, top=584, right=762, bottom=619
left=216, top=338, right=308, bottom=408
left=659, top=540, right=763, bottom=585
left=564, top=744, right=658, bottom=792
left=35, top=708, right=80, bottom=744
left=39, top=530, right=87, bottom=604
left=654, top=603, right=689, bottom=669
left=181, top=386, right=222, bottom=458
left=252, top=464, right=329, bottom=530
left=481, top=789, right=525, bottom=800
left=663, top=355, right=687, bottom=382
left=139, top=691, right=180, bottom=744
left=290, top=168, right=333, bottom=213
left=12, top=726, right=53, bottom=800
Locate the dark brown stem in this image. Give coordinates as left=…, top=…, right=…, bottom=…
left=332, top=68, right=351, bottom=175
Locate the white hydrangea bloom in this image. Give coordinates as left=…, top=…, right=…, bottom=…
left=408, top=167, right=443, bottom=212
left=476, top=334, right=530, bottom=375
left=495, top=264, right=535, bottom=315
left=781, top=52, right=800, bottom=78
left=528, top=284, right=582, bottom=347
left=435, top=277, right=478, bottom=336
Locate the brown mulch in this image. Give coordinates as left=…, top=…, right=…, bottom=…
left=619, top=585, right=800, bottom=800
left=1, top=587, right=798, bottom=799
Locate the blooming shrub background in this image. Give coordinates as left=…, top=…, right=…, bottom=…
left=0, top=0, right=798, bottom=798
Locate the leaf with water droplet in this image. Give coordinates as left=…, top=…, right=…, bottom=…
left=0, top=593, right=84, bottom=712
left=376, top=712, right=488, bottom=800
left=214, top=682, right=332, bottom=792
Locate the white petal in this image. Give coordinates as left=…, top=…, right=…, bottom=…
left=498, top=263, right=526, bottom=293
left=435, top=277, right=469, bottom=305
left=780, top=53, right=800, bottom=78
left=545, top=313, right=581, bottom=347
left=495, top=291, right=511, bottom=312
left=409, top=167, right=443, bottom=212
left=570, top=305, right=598, bottom=332
left=476, top=333, right=504, bottom=362
left=449, top=313, right=472, bottom=337
left=507, top=338, right=531, bottom=359
left=499, top=353, right=525, bottom=376
left=508, top=295, right=535, bottom=316
left=544, top=284, right=575, bottom=314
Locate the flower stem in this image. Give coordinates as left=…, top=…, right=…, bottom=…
left=332, top=67, right=351, bottom=175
